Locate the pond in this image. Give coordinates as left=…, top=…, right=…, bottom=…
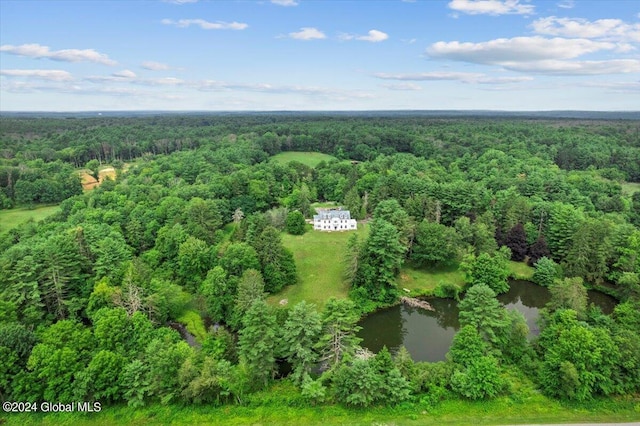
left=357, top=280, right=617, bottom=363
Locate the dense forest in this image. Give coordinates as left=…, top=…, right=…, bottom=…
left=1, top=114, right=639, bottom=422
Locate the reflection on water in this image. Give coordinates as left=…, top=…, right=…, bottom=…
left=358, top=280, right=617, bottom=362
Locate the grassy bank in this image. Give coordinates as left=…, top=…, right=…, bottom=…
left=271, top=151, right=337, bottom=168
left=4, top=387, right=638, bottom=426
left=0, top=204, right=60, bottom=234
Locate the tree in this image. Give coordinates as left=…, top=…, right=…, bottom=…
left=234, top=269, right=266, bottom=325
left=317, top=298, right=362, bottom=369
left=237, top=300, right=277, bottom=389
left=285, top=210, right=306, bottom=235
left=505, top=223, right=528, bottom=261
left=411, top=220, right=461, bottom=267
left=353, top=218, right=405, bottom=302
left=451, top=355, right=505, bottom=400
left=528, top=235, right=550, bottom=266
left=458, top=284, right=508, bottom=345
left=177, top=236, right=211, bottom=292
left=282, top=301, right=322, bottom=384
left=564, top=219, right=611, bottom=284
left=200, top=267, right=234, bottom=323
left=25, top=320, right=95, bottom=403
left=218, top=243, right=260, bottom=279
left=548, top=277, right=588, bottom=317
left=460, top=248, right=510, bottom=294
left=448, top=325, right=487, bottom=366
left=538, top=310, right=618, bottom=401
left=532, top=257, right=560, bottom=287
left=343, top=233, right=362, bottom=285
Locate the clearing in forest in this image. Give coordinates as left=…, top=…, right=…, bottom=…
left=0, top=205, right=60, bottom=234
left=271, top=151, right=337, bottom=168
left=268, top=223, right=369, bottom=309
left=79, top=166, right=117, bottom=190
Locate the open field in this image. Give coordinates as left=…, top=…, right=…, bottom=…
left=621, top=181, right=640, bottom=196
left=271, top=151, right=337, bottom=168
left=268, top=224, right=369, bottom=309
left=0, top=204, right=60, bottom=234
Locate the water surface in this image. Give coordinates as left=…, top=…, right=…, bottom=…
left=358, top=280, right=617, bottom=362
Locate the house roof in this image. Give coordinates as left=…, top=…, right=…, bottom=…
left=313, top=209, right=352, bottom=221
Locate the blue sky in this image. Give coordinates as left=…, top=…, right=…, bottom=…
left=1, top=0, right=638, bottom=111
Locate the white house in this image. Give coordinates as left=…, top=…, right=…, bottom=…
left=313, top=209, right=357, bottom=232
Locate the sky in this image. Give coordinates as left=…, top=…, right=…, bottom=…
left=0, top=0, right=639, bottom=111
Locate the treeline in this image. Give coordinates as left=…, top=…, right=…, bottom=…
left=1, top=115, right=639, bottom=411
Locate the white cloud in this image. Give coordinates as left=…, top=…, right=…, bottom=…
left=374, top=71, right=533, bottom=84
left=447, top=0, right=534, bottom=16
left=161, top=19, right=248, bottom=30
left=112, top=70, right=136, bottom=79
left=342, top=30, right=389, bottom=43
left=580, top=80, right=640, bottom=92
left=164, top=0, right=198, bottom=4
left=141, top=61, right=171, bottom=71
left=532, top=17, right=640, bottom=42
left=288, top=27, right=326, bottom=40
left=557, top=0, right=575, bottom=9
left=382, top=83, right=423, bottom=91
left=271, top=0, right=298, bottom=6
left=0, top=43, right=116, bottom=65
left=427, top=36, right=622, bottom=64
left=502, top=59, right=640, bottom=75
left=0, top=69, right=73, bottom=81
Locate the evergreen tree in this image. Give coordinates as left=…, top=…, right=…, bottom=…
left=458, top=284, right=508, bottom=345
left=282, top=301, right=322, bottom=384
left=317, top=298, right=362, bottom=369
left=353, top=218, right=405, bottom=302
left=285, top=210, right=306, bottom=235
left=237, top=300, right=277, bottom=389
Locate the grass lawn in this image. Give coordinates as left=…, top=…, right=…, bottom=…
left=0, top=204, right=60, bottom=234
left=398, top=260, right=534, bottom=296
left=7, top=385, right=639, bottom=426
left=398, top=263, right=465, bottom=296
left=267, top=224, right=369, bottom=309
left=621, top=181, right=640, bottom=196
left=271, top=151, right=337, bottom=168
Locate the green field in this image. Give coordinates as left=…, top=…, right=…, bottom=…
left=271, top=151, right=337, bottom=168
left=270, top=226, right=535, bottom=306
left=5, top=385, right=639, bottom=426
left=0, top=205, right=60, bottom=234
left=621, top=181, right=640, bottom=196
left=268, top=224, right=369, bottom=309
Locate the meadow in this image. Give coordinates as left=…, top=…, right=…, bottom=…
left=0, top=204, right=60, bottom=234
left=271, top=151, right=337, bottom=168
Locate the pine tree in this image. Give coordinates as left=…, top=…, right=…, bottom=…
left=237, top=300, right=277, bottom=389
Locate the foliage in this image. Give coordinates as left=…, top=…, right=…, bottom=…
left=532, top=257, right=561, bottom=287
left=548, top=277, right=588, bottom=317
left=353, top=218, right=405, bottom=302
left=317, top=298, right=362, bottom=369
left=285, top=210, right=307, bottom=235
left=411, top=220, right=461, bottom=267
left=460, top=248, right=511, bottom=294
left=237, top=300, right=278, bottom=390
